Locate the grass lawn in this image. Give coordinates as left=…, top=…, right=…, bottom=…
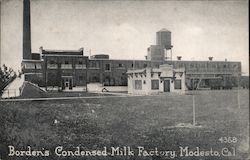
left=0, top=90, right=249, bottom=160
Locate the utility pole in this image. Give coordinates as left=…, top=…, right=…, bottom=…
left=192, top=94, right=196, bottom=126
left=192, top=74, right=196, bottom=126
left=237, top=72, right=241, bottom=109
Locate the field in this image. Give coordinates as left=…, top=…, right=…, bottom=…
left=0, top=90, right=249, bottom=160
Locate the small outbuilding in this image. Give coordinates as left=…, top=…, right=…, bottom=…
left=127, top=64, right=186, bottom=95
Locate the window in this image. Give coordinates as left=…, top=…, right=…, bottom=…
left=36, top=64, right=42, bottom=69
left=174, top=80, right=182, bottom=89
left=65, top=61, right=69, bottom=64
left=78, top=61, right=83, bottom=65
left=134, top=80, right=142, bottom=90
left=105, top=63, right=111, bottom=71
left=49, top=60, right=55, bottom=64
left=144, top=64, right=147, bottom=68
left=135, top=63, right=139, bottom=68
left=79, top=76, right=83, bottom=81
left=118, top=63, right=123, bottom=67
left=24, top=63, right=35, bottom=69
left=90, top=61, right=100, bottom=68
left=151, top=80, right=159, bottom=90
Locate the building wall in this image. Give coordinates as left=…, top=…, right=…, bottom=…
left=22, top=60, right=44, bottom=86
left=43, top=55, right=88, bottom=89
left=171, top=61, right=241, bottom=74
left=22, top=48, right=242, bottom=91
left=158, top=66, right=186, bottom=94
left=147, top=45, right=165, bottom=62
left=88, top=59, right=151, bottom=86
left=127, top=65, right=185, bottom=95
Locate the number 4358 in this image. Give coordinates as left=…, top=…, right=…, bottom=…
left=219, top=137, right=237, bottom=143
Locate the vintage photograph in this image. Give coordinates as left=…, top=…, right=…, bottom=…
left=0, top=0, right=249, bottom=159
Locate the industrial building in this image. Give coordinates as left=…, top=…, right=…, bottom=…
left=127, top=64, right=186, bottom=95
left=21, top=0, right=242, bottom=92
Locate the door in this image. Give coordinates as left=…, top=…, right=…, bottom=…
left=63, top=77, right=73, bottom=90
left=69, top=79, right=73, bottom=90
left=65, top=78, right=69, bottom=89
left=164, top=80, right=170, bottom=92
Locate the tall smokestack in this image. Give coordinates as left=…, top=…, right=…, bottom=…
left=0, top=0, right=2, bottom=66
left=23, top=0, right=31, bottom=60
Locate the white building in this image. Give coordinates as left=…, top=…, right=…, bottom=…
left=127, top=64, right=186, bottom=95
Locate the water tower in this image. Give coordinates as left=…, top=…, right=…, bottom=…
left=156, top=29, right=173, bottom=61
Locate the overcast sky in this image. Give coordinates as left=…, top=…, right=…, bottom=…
left=0, top=0, right=249, bottom=75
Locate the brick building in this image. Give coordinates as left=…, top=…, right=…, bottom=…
left=21, top=0, right=241, bottom=91
left=22, top=46, right=241, bottom=91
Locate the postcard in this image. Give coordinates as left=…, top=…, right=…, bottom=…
left=0, top=0, right=249, bottom=159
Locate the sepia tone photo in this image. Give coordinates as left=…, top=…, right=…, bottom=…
left=0, top=0, right=249, bottom=159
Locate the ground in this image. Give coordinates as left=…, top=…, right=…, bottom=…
left=0, top=90, right=249, bottom=160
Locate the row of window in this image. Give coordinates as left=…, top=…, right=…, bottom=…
left=47, top=64, right=86, bottom=69
left=48, top=61, right=151, bottom=70
left=49, top=60, right=84, bottom=65
left=24, top=63, right=42, bottom=69
left=89, top=62, right=148, bottom=69
left=176, top=63, right=239, bottom=69
left=48, top=60, right=239, bottom=70
left=133, top=79, right=182, bottom=90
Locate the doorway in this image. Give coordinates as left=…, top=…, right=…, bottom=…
left=62, top=76, right=73, bottom=90
left=164, top=80, right=170, bottom=92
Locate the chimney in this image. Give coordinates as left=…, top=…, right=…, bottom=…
left=23, top=0, right=32, bottom=60
left=79, top=47, right=84, bottom=55
left=208, top=57, right=213, bottom=61
left=177, top=56, right=182, bottom=60
left=39, top=46, right=43, bottom=54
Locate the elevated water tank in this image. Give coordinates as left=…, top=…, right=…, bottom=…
left=156, top=28, right=172, bottom=49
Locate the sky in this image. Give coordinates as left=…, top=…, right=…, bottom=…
left=0, top=0, right=249, bottom=75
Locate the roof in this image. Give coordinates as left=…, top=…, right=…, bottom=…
left=157, top=28, right=171, bottom=32
left=127, top=69, right=146, bottom=74
left=42, top=48, right=84, bottom=56
left=42, top=51, right=83, bottom=55
left=151, top=68, right=161, bottom=73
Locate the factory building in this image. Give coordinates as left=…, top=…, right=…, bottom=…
left=21, top=0, right=242, bottom=92
left=22, top=44, right=241, bottom=91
